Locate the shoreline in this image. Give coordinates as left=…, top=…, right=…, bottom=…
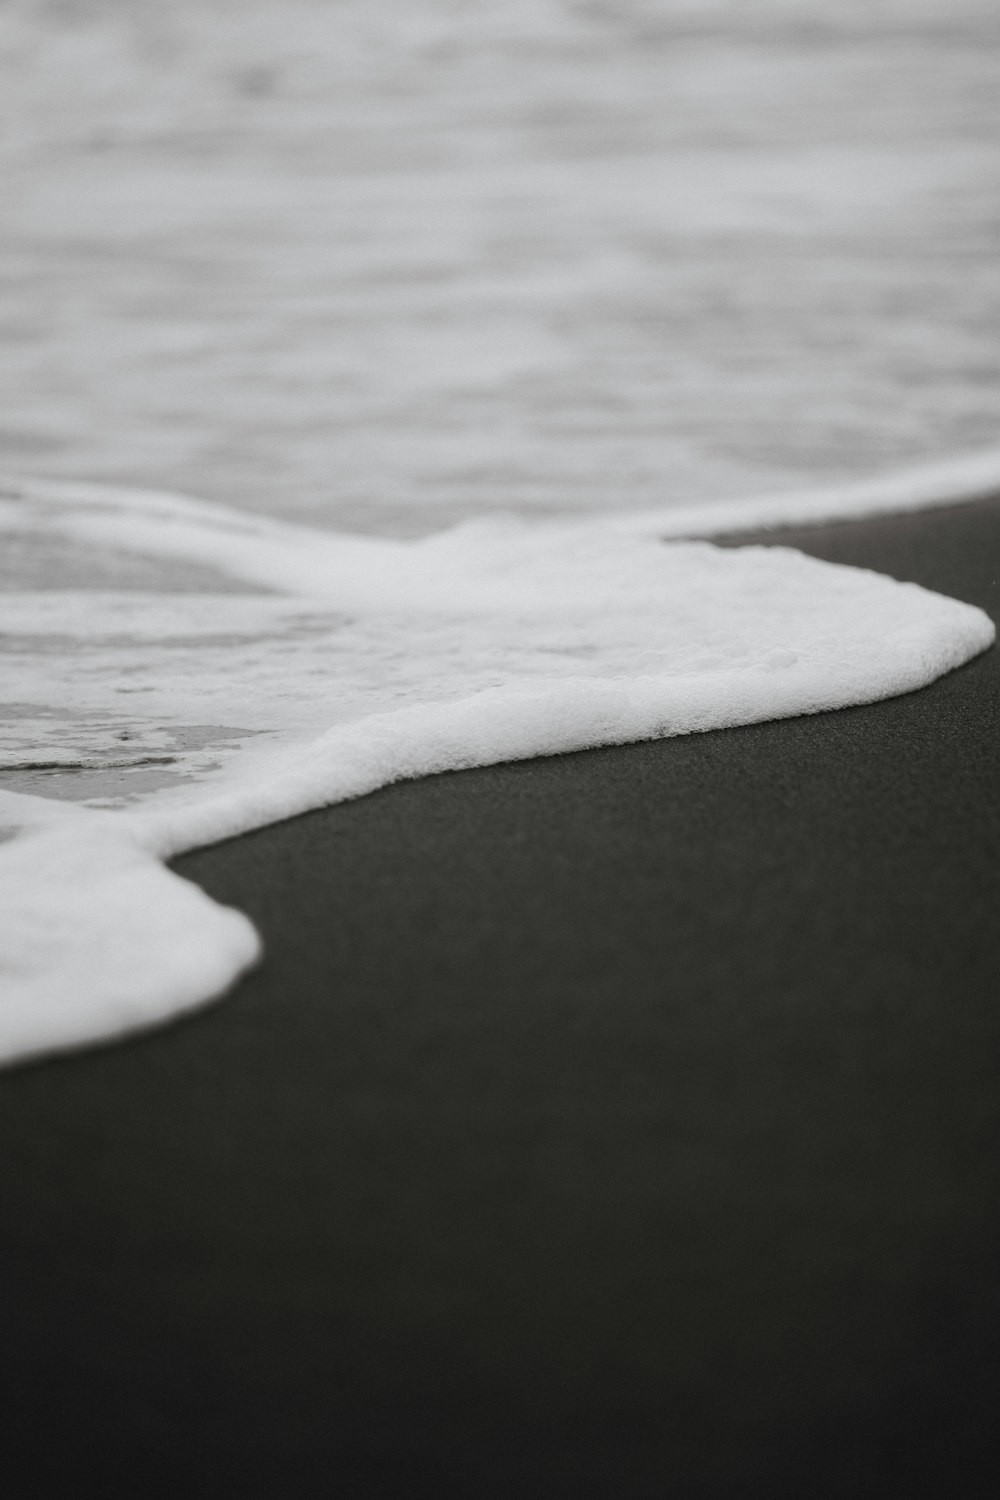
left=4, top=457, right=996, bottom=1068
left=1, top=495, right=998, bottom=1495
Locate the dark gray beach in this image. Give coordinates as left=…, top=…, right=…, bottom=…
left=1, top=497, right=997, bottom=1497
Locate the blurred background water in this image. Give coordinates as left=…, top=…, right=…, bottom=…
left=1, top=0, right=999, bottom=535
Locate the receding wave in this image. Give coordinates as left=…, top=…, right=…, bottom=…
left=0, top=456, right=994, bottom=1067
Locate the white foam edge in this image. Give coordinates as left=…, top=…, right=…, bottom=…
left=0, top=794, right=260, bottom=1065
left=0, top=569, right=992, bottom=1069
left=1, top=447, right=997, bottom=1066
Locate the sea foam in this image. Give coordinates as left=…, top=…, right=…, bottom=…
left=0, top=461, right=995, bottom=1066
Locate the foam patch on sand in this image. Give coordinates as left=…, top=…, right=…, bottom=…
left=0, top=805, right=259, bottom=1062
left=0, top=459, right=995, bottom=1066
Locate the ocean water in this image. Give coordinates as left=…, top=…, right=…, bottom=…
left=1, top=0, right=998, bottom=1063
left=3, top=0, right=1000, bottom=526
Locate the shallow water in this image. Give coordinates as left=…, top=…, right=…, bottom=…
left=2, top=0, right=999, bottom=531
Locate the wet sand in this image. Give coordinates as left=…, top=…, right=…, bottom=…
left=1, top=497, right=998, bottom=1498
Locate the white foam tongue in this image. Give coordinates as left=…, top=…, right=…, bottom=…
left=0, top=479, right=994, bottom=1069
left=0, top=816, right=259, bottom=1065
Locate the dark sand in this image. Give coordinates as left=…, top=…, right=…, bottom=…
left=1, top=500, right=999, bottom=1498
